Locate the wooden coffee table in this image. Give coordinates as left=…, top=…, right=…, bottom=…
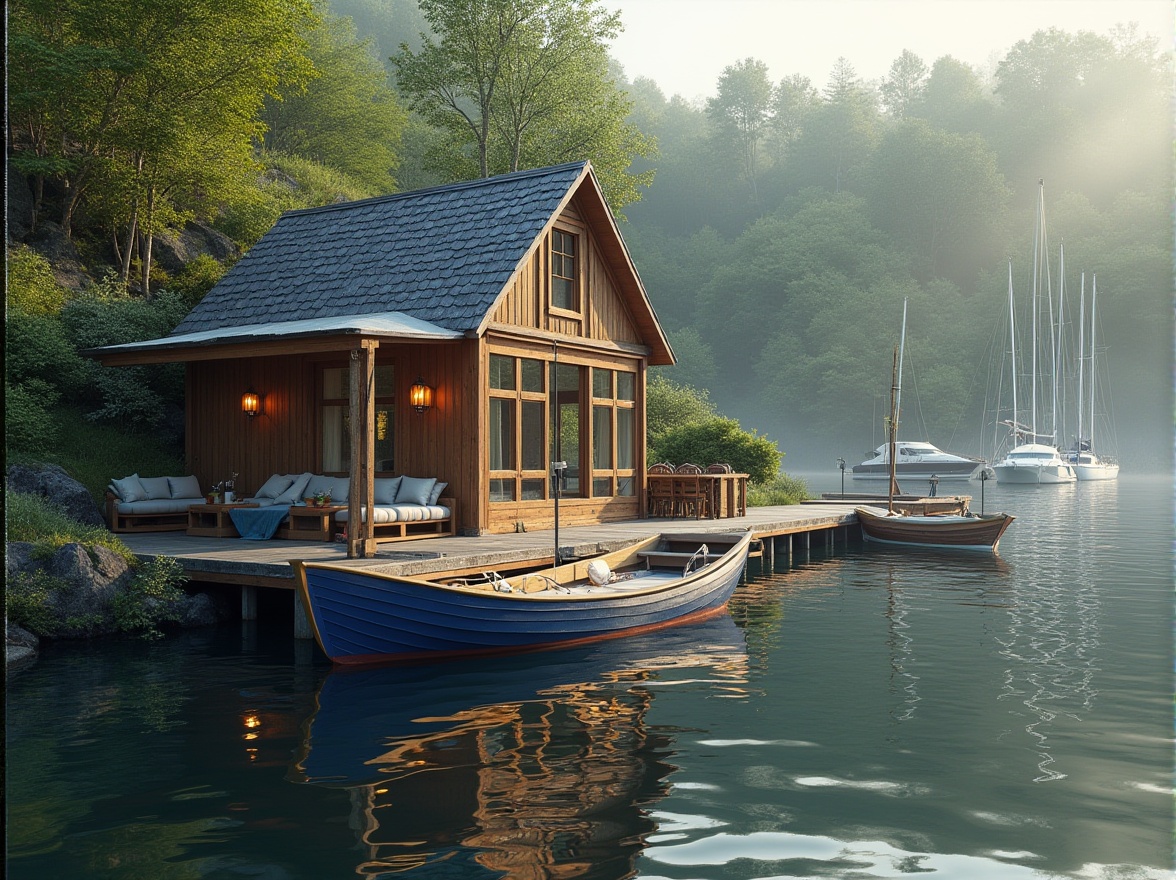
left=187, top=502, right=260, bottom=538
left=278, top=505, right=347, bottom=541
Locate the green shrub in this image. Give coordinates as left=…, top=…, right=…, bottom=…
left=652, top=417, right=782, bottom=484
left=6, top=569, right=63, bottom=636
left=747, top=473, right=811, bottom=506
left=6, top=245, right=69, bottom=315
left=646, top=374, right=716, bottom=447
left=168, top=254, right=227, bottom=307
left=5, top=491, right=136, bottom=563
left=5, top=380, right=60, bottom=452
left=112, top=556, right=187, bottom=639
left=5, top=311, right=89, bottom=395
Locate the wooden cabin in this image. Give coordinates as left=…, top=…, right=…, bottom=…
left=91, top=162, right=675, bottom=556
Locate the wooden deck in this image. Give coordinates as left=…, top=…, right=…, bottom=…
left=118, top=503, right=861, bottom=590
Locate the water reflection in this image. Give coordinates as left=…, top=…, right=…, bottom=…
left=291, top=616, right=749, bottom=879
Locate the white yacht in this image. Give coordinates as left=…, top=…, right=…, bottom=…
left=993, top=441, right=1076, bottom=484
left=851, top=441, right=984, bottom=482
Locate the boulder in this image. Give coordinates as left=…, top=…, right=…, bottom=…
left=6, top=463, right=106, bottom=527
left=6, top=622, right=40, bottom=667
left=26, top=221, right=91, bottom=291
left=152, top=221, right=240, bottom=274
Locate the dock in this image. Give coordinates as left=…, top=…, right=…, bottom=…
left=118, top=503, right=861, bottom=638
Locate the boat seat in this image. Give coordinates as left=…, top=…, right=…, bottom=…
left=637, top=550, right=716, bottom=568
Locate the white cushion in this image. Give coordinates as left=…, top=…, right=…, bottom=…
left=427, top=481, right=447, bottom=505
left=111, top=474, right=147, bottom=503
left=395, top=476, right=436, bottom=506
left=139, top=476, right=172, bottom=500
left=255, top=473, right=295, bottom=499
left=168, top=475, right=202, bottom=499
left=374, top=477, right=402, bottom=505
left=273, top=473, right=313, bottom=505
left=116, top=499, right=194, bottom=514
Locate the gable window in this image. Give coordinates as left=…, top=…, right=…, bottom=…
left=321, top=365, right=394, bottom=473
left=551, top=229, right=577, bottom=311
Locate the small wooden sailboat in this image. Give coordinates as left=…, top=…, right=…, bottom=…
left=294, top=530, right=753, bottom=665
left=1069, top=273, right=1119, bottom=481
left=857, top=303, right=1014, bottom=552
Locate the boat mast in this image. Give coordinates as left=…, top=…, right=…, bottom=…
left=1089, top=274, right=1099, bottom=453
left=1007, top=260, right=1018, bottom=440
left=888, top=344, right=900, bottom=513
left=1030, top=180, right=1043, bottom=444
left=1076, top=272, right=1086, bottom=453
left=1054, top=242, right=1065, bottom=446
left=895, top=297, right=908, bottom=435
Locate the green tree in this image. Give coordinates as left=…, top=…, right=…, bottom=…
left=787, top=58, right=880, bottom=194
left=392, top=0, right=652, bottom=210
left=645, top=375, right=715, bottom=448
left=706, top=57, right=774, bottom=205
left=8, top=0, right=315, bottom=282
left=910, top=56, right=994, bottom=135
left=879, top=49, right=928, bottom=119
left=262, top=6, right=406, bottom=194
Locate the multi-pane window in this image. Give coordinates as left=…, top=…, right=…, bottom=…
left=591, top=367, right=637, bottom=497
left=321, top=365, right=394, bottom=472
left=489, top=354, right=548, bottom=502
left=551, top=229, right=577, bottom=311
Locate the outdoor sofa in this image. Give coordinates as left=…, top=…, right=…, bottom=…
left=244, top=472, right=454, bottom=543
left=105, top=473, right=205, bottom=532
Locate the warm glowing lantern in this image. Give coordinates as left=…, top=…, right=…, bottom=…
left=409, top=378, right=433, bottom=413
left=241, top=390, right=261, bottom=417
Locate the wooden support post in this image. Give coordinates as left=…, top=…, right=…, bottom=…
left=241, top=585, right=257, bottom=620
left=347, top=341, right=379, bottom=559
left=293, top=592, right=313, bottom=640
left=785, top=533, right=792, bottom=560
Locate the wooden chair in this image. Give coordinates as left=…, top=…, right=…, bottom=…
left=672, top=463, right=707, bottom=518
left=647, top=463, right=675, bottom=517
left=706, top=463, right=734, bottom=473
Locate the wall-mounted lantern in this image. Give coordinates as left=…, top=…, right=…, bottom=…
left=408, top=378, right=433, bottom=414
left=242, top=389, right=262, bottom=418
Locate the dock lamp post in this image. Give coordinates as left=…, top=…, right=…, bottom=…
left=837, top=457, right=846, bottom=498
left=978, top=465, right=989, bottom=515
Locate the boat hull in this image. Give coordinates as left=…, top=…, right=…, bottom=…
left=294, top=532, right=753, bottom=665
left=1073, top=462, right=1119, bottom=481
left=993, top=462, right=1076, bottom=484
left=855, top=506, right=1014, bottom=552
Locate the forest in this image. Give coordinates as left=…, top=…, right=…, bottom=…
left=7, top=0, right=1172, bottom=475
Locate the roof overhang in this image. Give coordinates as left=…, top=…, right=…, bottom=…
left=87, top=311, right=464, bottom=366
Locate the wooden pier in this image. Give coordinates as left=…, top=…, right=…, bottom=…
left=117, top=503, right=861, bottom=638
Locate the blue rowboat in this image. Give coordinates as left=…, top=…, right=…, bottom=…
left=293, top=530, right=753, bottom=665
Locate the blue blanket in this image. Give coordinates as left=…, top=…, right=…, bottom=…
left=230, top=505, right=291, bottom=541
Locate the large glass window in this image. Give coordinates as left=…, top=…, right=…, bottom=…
left=489, top=355, right=548, bottom=502
left=590, top=367, right=637, bottom=497
left=321, top=365, right=394, bottom=472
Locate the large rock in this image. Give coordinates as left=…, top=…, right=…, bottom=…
left=7, top=463, right=106, bottom=527
left=6, top=623, right=40, bottom=668
left=26, top=221, right=91, bottom=291
left=152, top=221, right=240, bottom=274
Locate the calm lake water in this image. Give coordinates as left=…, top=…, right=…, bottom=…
left=6, top=473, right=1172, bottom=879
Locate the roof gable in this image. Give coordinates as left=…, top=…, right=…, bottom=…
left=173, top=162, right=591, bottom=336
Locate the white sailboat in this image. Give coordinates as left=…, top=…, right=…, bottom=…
left=1069, top=273, right=1119, bottom=481
left=993, top=180, right=1076, bottom=485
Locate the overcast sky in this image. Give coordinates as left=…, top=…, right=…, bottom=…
left=602, top=0, right=1172, bottom=102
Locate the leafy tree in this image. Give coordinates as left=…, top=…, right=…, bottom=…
left=8, top=0, right=316, bottom=286
left=866, top=119, right=1010, bottom=286
left=645, top=375, right=715, bottom=447
left=706, top=57, right=774, bottom=204
left=262, top=7, right=406, bottom=194
left=787, top=59, right=880, bottom=194
left=910, top=56, right=994, bottom=135
left=392, top=0, right=653, bottom=211
left=879, top=49, right=928, bottom=119
left=6, top=246, right=68, bottom=315
left=652, top=417, right=781, bottom=484
left=766, top=73, right=818, bottom=162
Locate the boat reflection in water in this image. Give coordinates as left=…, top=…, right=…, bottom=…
left=290, top=615, right=749, bottom=879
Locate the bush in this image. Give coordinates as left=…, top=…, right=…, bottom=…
left=5, top=311, right=89, bottom=395
left=168, top=254, right=226, bottom=307
left=112, top=556, right=187, bottom=639
left=646, top=375, right=716, bottom=446
left=747, top=473, right=811, bottom=506
left=652, top=417, right=782, bottom=484
left=6, top=569, right=62, bottom=636
left=6, top=245, right=68, bottom=315
left=5, top=380, right=60, bottom=452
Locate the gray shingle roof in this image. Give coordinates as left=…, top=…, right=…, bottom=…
left=172, top=162, right=589, bottom=336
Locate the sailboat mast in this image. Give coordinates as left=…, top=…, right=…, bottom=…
left=1007, top=261, right=1018, bottom=438
left=1031, top=179, right=1043, bottom=442
left=1077, top=272, right=1086, bottom=453
left=888, top=344, right=900, bottom=513
left=895, top=298, right=908, bottom=430
left=1054, top=242, right=1065, bottom=445
left=1089, top=275, right=1099, bottom=451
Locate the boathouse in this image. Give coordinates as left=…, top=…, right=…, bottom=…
left=90, top=162, right=675, bottom=556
